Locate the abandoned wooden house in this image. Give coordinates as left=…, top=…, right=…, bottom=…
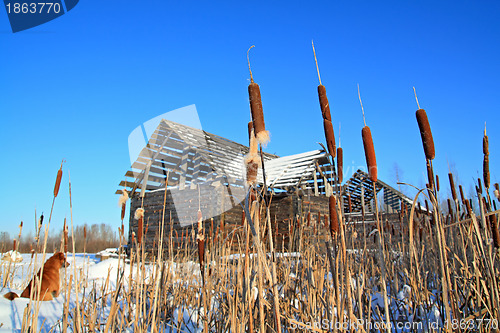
left=117, top=119, right=414, bottom=254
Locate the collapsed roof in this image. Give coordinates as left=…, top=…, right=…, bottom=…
left=117, top=119, right=333, bottom=197
left=117, top=120, right=412, bottom=214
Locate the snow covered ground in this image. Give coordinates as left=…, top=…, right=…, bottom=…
left=0, top=251, right=446, bottom=332
left=1, top=253, right=99, bottom=332
left=0, top=252, right=203, bottom=333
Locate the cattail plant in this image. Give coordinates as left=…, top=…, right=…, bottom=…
left=459, top=185, right=466, bottom=205
left=54, top=161, right=63, bottom=198
left=245, top=123, right=261, bottom=186
left=197, top=209, right=206, bottom=285
left=337, top=147, right=343, bottom=183
left=362, top=126, right=377, bottom=183
left=247, top=46, right=269, bottom=145
left=348, top=194, right=352, bottom=213
left=17, top=221, right=23, bottom=252
left=329, top=196, right=338, bottom=236
left=447, top=199, right=453, bottom=217
left=358, top=85, right=377, bottom=182
left=135, top=208, right=144, bottom=245
left=449, top=173, right=458, bottom=203
left=119, top=189, right=129, bottom=221
left=494, top=183, right=500, bottom=201
left=312, top=41, right=336, bottom=158
left=416, top=109, right=435, bottom=161
left=483, top=125, right=490, bottom=189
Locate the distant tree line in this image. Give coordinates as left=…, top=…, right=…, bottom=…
left=0, top=223, right=120, bottom=254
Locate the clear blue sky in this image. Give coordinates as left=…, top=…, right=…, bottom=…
left=1, top=1, right=499, bottom=237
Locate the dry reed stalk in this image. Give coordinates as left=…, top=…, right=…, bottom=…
left=247, top=46, right=269, bottom=145
left=362, top=126, right=377, bottom=182
left=426, top=161, right=434, bottom=191
left=370, top=181, right=391, bottom=333
left=416, top=109, right=435, bottom=160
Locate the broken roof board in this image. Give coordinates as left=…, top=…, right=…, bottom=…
left=118, top=119, right=332, bottom=196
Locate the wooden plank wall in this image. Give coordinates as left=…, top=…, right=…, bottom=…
left=128, top=188, right=408, bottom=256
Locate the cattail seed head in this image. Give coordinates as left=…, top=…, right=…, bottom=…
left=137, top=217, right=143, bottom=245
left=448, top=173, right=457, bottom=202
left=248, top=82, right=269, bottom=145
left=459, top=184, right=465, bottom=204
left=323, top=119, right=336, bottom=158
left=134, top=208, right=144, bottom=244
left=494, top=189, right=500, bottom=201
left=246, top=162, right=259, bottom=186
left=362, top=126, right=377, bottom=182
left=13, top=239, right=17, bottom=251
left=245, top=128, right=261, bottom=186
left=54, top=160, right=64, bottom=198
left=83, top=226, right=86, bottom=239
left=134, top=208, right=144, bottom=220
left=119, top=189, right=129, bottom=221
left=435, top=175, right=440, bottom=192
left=64, top=227, right=68, bottom=253
left=465, top=199, right=472, bottom=216
left=329, top=196, right=339, bottom=236
left=317, top=85, right=332, bottom=122
left=416, top=109, right=435, bottom=160
left=477, top=178, right=483, bottom=194
left=337, top=147, right=343, bottom=183
left=447, top=198, right=453, bottom=216
left=490, top=214, right=500, bottom=249
left=247, top=121, right=254, bottom=140
left=483, top=132, right=489, bottom=156
left=483, top=154, right=490, bottom=189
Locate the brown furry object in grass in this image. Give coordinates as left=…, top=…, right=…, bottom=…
left=4, top=252, right=69, bottom=301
